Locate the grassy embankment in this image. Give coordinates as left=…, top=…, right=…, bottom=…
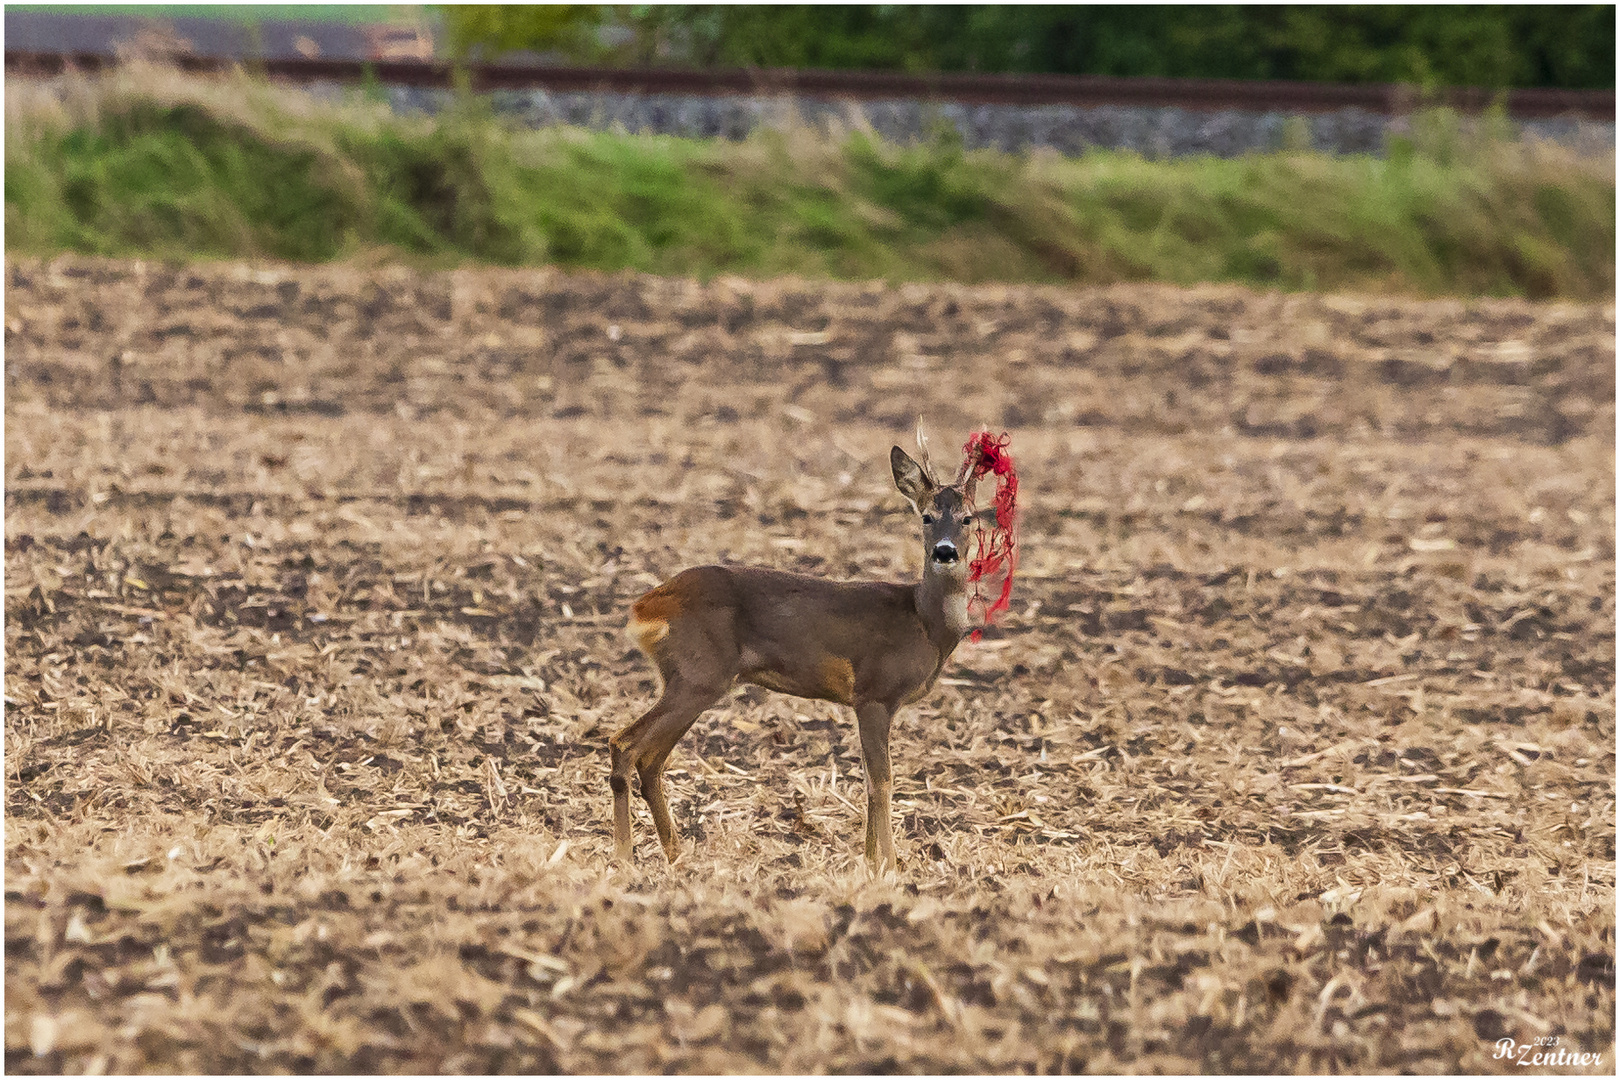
left=5, top=65, right=1614, bottom=298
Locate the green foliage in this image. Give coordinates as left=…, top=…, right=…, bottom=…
left=7, top=98, right=366, bottom=260
left=441, top=5, right=610, bottom=63
left=649, top=5, right=944, bottom=71
left=6, top=74, right=1614, bottom=299
left=846, top=133, right=992, bottom=231
left=437, top=5, right=1615, bottom=90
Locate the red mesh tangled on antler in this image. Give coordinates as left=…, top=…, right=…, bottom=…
left=956, top=429, right=1018, bottom=639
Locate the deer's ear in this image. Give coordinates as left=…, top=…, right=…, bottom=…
left=891, top=446, right=933, bottom=511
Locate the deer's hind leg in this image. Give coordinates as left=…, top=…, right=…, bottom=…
left=610, top=631, right=735, bottom=864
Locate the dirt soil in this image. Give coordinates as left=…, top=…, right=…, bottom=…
left=5, top=256, right=1615, bottom=1073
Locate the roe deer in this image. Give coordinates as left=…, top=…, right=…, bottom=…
left=610, top=439, right=1012, bottom=871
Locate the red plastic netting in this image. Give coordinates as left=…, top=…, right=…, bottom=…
left=956, top=430, right=1018, bottom=638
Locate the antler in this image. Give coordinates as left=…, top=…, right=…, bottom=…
left=914, top=420, right=938, bottom=488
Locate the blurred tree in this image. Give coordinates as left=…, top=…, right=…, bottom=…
left=1505, top=4, right=1616, bottom=88
left=442, top=5, right=610, bottom=62
left=436, top=5, right=1615, bottom=89
left=666, top=6, right=930, bottom=70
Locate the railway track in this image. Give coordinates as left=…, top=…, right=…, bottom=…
left=5, top=49, right=1613, bottom=121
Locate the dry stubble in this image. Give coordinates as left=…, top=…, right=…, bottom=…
left=4, top=256, right=1614, bottom=1072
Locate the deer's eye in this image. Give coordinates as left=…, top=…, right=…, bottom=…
left=920, top=513, right=935, bottom=525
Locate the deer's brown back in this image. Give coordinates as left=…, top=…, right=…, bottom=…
left=628, top=566, right=943, bottom=707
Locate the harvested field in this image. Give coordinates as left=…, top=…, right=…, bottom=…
left=4, top=255, right=1615, bottom=1073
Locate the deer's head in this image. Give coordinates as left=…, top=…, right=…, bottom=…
left=891, top=445, right=997, bottom=578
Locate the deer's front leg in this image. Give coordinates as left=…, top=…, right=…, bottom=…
left=855, top=700, right=897, bottom=872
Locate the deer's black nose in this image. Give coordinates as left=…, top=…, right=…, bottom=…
left=932, top=541, right=959, bottom=563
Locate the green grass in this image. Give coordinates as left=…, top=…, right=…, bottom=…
left=5, top=67, right=1614, bottom=298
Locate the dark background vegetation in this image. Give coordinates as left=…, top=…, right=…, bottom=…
left=445, top=5, right=1617, bottom=90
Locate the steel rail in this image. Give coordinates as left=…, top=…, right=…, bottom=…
left=5, top=49, right=1613, bottom=121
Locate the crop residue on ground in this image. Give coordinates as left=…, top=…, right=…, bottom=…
left=4, top=256, right=1614, bottom=1072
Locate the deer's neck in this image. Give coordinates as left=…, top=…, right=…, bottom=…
left=915, top=564, right=973, bottom=654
